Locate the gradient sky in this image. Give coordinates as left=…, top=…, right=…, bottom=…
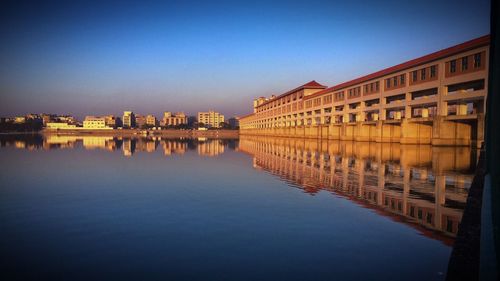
left=0, top=0, right=490, bottom=119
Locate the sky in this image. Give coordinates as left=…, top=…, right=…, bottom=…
left=0, top=0, right=491, bottom=119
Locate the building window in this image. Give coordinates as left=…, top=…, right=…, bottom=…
left=400, top=74, right=405, bottom=85
left=421, top=68, right=426, bottom=80
left=386, top=79, right=391, bottom=88
left=412, top=71, right=418, bottom=82
left=462, top=57, right=468, bottom=71
left=375, top=81, right=379, bottom=91
left=430, top=65, right=436, bottom=78
left=450, top=60, right=456, bottom=73
left=474, top=53, right=482, bottom=68
left=393, top=77, right=398, bottom=87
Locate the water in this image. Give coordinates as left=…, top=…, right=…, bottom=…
left=0, top=134, right=477, bottom=280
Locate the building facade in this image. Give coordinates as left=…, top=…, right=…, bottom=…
left=146, top=114, right=158, bottom=127
left=198, top=111, right=225, bottom=128
left=83, top=116, right=112, bottom=129
left=135, top=114, right=146, bottom=128
left=104, top=115, right=121, bottom=128
left=161, top=112, right=187, bottom=127
left=123, top=111, right=136, bottom=128
left=239, top=35, right=490, bottom=147
left=46, top=122, right=78, bottom=130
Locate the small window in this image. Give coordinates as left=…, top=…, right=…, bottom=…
left=430, top=65, right=436, bottom=78
left=462, top=57, right=468, bottom=71
left=412, top=71, right=418, bottom=82
left=393, top=77, right=398, bottom=87
left=400, top=74, right=405, bottom=85
left=375, top=81, right=379, bottom=91
left=450, top=60, right=456, bottom=73
left=386, top=79, right=391, bottom=88
left=421, top=68, right=426, bottom=80
left=474, top=53, right=482, bottom=68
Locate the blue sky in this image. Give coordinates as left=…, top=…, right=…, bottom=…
left=0, top=0, right=490, bottom=119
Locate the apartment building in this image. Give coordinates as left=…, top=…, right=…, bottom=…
left=146, top=114, right=158, bottom=127
left=83, top=116, right=112, bottom=129
left=123, top=111, right=136, bottom=128
left=135, top=114, right=147, bottom=128
left=161, top=112, right=187, bottom=127
left=198, top=111, right=225, bottom=128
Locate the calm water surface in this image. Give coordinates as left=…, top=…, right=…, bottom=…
left=0, top=134, right=477, bottom=281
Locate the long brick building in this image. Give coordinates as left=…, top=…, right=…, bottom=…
left=239, top=35, right=490, bottom=147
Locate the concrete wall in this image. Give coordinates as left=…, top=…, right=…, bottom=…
left=240, top=115, right=481, bottom=146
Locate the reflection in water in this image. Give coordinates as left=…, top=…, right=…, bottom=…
left=0, top=134, right=479, bottom=280
left=0, top=134, right=229, bottom=157
left=239, top=136, right=476, bottom=244
left=1, top=134, right=476, bottom=245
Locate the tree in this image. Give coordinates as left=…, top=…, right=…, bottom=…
left=219, top=122, right=230, bottom=129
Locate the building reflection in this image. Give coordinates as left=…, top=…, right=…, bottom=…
left=197, top=138, right=225, bottom=157
left=1, top=135, right=234, bottom=158
left=239, top=135, right=476, bottom=244
left=162, top=139, right=187, bottom=156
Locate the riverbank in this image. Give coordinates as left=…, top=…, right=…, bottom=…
left=41, top=128, right=239, bottom=138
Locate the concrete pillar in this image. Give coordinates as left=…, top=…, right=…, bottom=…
left=437, top=86, right=448, bottom=116
left=405, top=92, right=411, bottom=119
left=343, top=113, right=349, bottom=123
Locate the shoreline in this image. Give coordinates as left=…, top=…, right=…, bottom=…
left=39, top=128, right=240, bottom=138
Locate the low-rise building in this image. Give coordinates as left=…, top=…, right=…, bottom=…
left=161, top=112, right=187, bottom=127
left=135, top=114, right=147, bottom=128
left=46, top=122, right=78, bottom=130
left=83, top=116, right=112, bottom=129
left=198, top=111, right=225, bottom=128
left=14, top=116, right=26, bottom=123
left=123, top=111, right=135, bottom=128
left=146, top=114, right=158, bottom=127
left=104, top=115, right=121, bottom=128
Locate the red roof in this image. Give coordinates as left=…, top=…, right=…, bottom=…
left=305, top=34, right=490, bottom=99
left=256, top=80, right=327, bottom=108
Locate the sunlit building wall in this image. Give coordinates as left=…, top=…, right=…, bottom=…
left=198, top=111, right=225, bottom=128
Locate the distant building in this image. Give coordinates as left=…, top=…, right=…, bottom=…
left=227, top=117, right=239, bottom=129
left=123, top=111, right=135, bottom=128
left=146, top=114, right=158, bottom=127
left=197, top=139, right=225, bottom=156
left=57, top=115, right=78, bottom=124
left=161, top=112, right=187, bottom=127
left=14, top=116, right=26, bottom=123
left=46, top=122, right=78, bottom=130
left=135, top=114, right=146, bottom=128
left=83, top=116, right=112, bottom=129
left=41, top=114, right=55, bottom=126
left=197, top=111, right=225, bottom=128
left=104, top=115, right=121, bottom=128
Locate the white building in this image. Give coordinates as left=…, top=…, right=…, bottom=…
left=198, top=111, right=225, bottom=128
left=83, top=116, right=111, bottom=129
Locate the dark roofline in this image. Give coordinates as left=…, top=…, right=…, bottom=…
left=305, top=34, right=490, bottom=100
